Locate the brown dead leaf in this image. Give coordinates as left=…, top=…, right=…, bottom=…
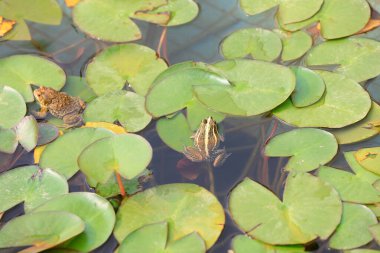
left=0, top=16, right=16, bottom=37
left=356, top=19, right=380, bottom=34
left=65, top=0, right=81, bottom=8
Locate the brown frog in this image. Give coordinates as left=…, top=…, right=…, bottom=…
left=32, top=86, right=86, bottom=128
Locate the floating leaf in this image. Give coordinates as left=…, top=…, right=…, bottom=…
left=329, top=203, right=377, bottom=250
left=0, top=16, right=16, bottom=37
left=32, top=192, right=115, bottom=252
left=0, top=166, right=68, bottom=213
left=0, top=86, right=26, bottom=128
left=114, top=183, right=225, bottom=249
left=118, top=222, right=206, bottom=253
left=221, top=28, right=282, bottom=62
left=37, top=123, right=59, bottom=146
left=62, top=76, right=97, bottom=103
left=306, top=38, right=380, bottom=82
left=39, top=127, right=114, bottom=178
left=85, top=44, right=167, bottom=96
left=229, top=173, right=342, bottom=244
left=356, top=19, right=380, bottom=34
left=265, top=128, right=338, bottom=172
left=15, top=116, right=38, bottom=152
left=0, top=55, right=66, bottom=101
left=148, top=0, right=199, bottom=26
left=370, top=223, right=380, bottom=244
left=355, top=147, right=380, bottom=175
left=186, top=99, right=225, bottom=131
left=290, top=67, right=325, bottom=107
left=274, top=30, right=312, bottom=62
left=0, top=128, right=17, bottom=154
left=273, top=71, right=371, bottom=128
left=194, top=59, right=296, bottom=116
left=84, top=90, right=151, bottom=132
left=84, top=121, right=127, bottom=134
left=78, top=134, right=153, bottom=183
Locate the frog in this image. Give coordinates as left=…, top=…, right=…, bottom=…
left=32, top=86, right=86, bottom=128
left=183, top=116, right=231, bottom=167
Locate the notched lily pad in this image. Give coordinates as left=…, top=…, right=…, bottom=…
left=62, top=76, right=97, bottom=103
left=15, top=116, right=38, bottom=152
left=355, top=147, right=380, bottom=175
left=37, top=123, right=59, bottom=146
left=0, top=128, right=17, bottom=154
left=0, top=86, right=26, bottom=129
left=275, top=30, right=312, bottom=62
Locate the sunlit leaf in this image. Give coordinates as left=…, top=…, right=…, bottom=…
left=0, top=128, right=17, bottom=154
left=186, top=99, right=225, bottom=131
left=84, top=122, right=127, bottom=134
left=114, top=183, right=225, bottom=249
left=15, top=116, right=38, bottom=152
left=0, top=86, right=26, bottom=128
left=370, top=223, right=380, bottom=245
left=355, top=147, right=380, bottom=175
left=274, top=30, right=312, bottom=62
left=62, top=76, right=97, bottom=103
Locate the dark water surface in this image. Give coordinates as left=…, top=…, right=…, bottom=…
left=1, top=0, right=380, bottom=252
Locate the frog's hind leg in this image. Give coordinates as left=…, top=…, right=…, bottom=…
left=63, top=114, right=84, bottom=129
left=183, top=146, right=205, bottom=162
left=212, top=148, right=231, bottom=167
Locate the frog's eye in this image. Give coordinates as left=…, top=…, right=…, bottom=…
left=202, top=119, right=207, bottom=124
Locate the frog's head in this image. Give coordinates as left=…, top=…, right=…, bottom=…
left=33, top=86, right=56, bottom=106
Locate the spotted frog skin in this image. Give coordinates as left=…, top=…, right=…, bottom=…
left=32, top=86, right=86, bottom=128
left=183, top=117, right=231, bottom=167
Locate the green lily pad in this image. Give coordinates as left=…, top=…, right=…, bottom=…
left=318, top=164, right=380, bottom=204
left=0, top=55, right=66, bottom=102
left=62, top=76, right=97, bottom=103
left=32, top=192, right=115, bottom=252
left=84, top=90, right=151, bottom=132
left=367, top=203, right=380, bottom=217
left=114, top=183, right=225, bottom=249
left=0, top=211, right=84, bottom=253
left=346, top=250, right=380, bottom=253
left=274, top=30, right=312, bottom=62
left=370, top=223, right=380, bottom=244
left=329, top=102, right=380, bottom=144
left=148, top=0, right=199, bottom=26
left=186, top=99, right=225, bottom=131
left=15, top=116, right=38, bottom=152
left=354, top=147, right=380, bottom=175
left=118, top=222, right=206, bottom=253
left=221, top=28, right=282, bottom=62
left=265, top=128, right=338, bottom=172
left=290, top=67, right=325, bottom=107
left=78, top=134, right=153, bottom=183
left=0, top=128, right=17, bottom=154
left=273, top=71, right=371, bottom=128
left=85, top=43, right=167, bottom=96
left=39, top=127, right=114, bottom=179
left=73, top=0, right=169, bottom=42
left=146, top=62, right=231, bottom=117
left=229, top=173, right=342, bottom=244
left=329, top=203, right=377, bottom=250
left=306, top=38, right=380, bottom=82
left=239, top=0, right=323, bottom=24
left=231, top=235, right=305, bottom=253
left=280, top=0, right=370, bottom=39
left=0, top=0, right=62, bottom=41
left=0, top=86, right=26, bottom=128
left=194, top=59, right=296, bottom=116
left=0, top=165, right=68, bottom=213
left=37, top=123, right=59, bottom=146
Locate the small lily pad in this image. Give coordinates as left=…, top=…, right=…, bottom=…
left=118, top=222, right=206, bottom=253
left=229, top=173, right=342, bottom=244
left=37, top=123, right=59, bottom=146
left=62, top=76, right=97, bottom=103
left=148, top=0, right=199, bottom=26
left=355, top=147, right=380, bottom=175
left=186, top=99, right=225, bottom=131
left=370, top=223, right=380, bottom=244
left=0, top=128, right=17, bottom=154
left=15, top=116, right=38, bottom=152
left=265, top=128, right=338, bottom=172
left=221, top=28, right=282, bottom=62
left=114, top=183, right=225, bottom=249
left=85, top=43, right=167, bottom=96
left=78, top=134, right=153, bottom=183
left=0, top=165, right=68, bottom=213
left=0, top=211, right=84, bottom=253
left=275, top=30, right=312, bottom=62
left=0, top=86, right=26, bottom=128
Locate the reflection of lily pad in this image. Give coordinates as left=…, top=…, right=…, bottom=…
left=0, top=166, right=68, bottom=213
left=306, top=38, right=380, bottom=82
left=84, top=90, right=151, bottom=132
left=15, top=116, right=38, bottom=152
left=86, top=44, right=167, bottom=96
left=221, top=28, right=282, bottom=62
left=32, top=192, right=115, bottom=252
left=274, top=71, right=371, bottom=128
left=265, top=128, right=338, bottom=172
left=114, top=183, right=225, bottom=249
left=275, top=30, right=312, bottom=62
left=229, top=173, right=342, bottom=244
left=0, top=86, right=26, bottom=128
left=118, top=222, right=206, bottom=253
left=355, top=147, right=380, bottom=175
left=0, top=128, right=17, bottom=154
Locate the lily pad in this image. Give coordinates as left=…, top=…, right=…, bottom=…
left=194, top=59, right=296, bottom=116
left=118, top=222, right=206, bottom=253
left=265, top=128, right=338, bottom=172
left=355, top=147, right=380, bottom=175
left=148, top=0, right=199, bottom=26
left=84, top=90, right=151, bottom=132
left=32, top=192, right=115, bottom=252
left=290, top=67, right=325, bottom=107
left=275, top=30, right=312, bottom=62
left=231, top=235, right=305, bottom=253
left=368, top=0, right=380, bottom=13
left=221, top=28, right=282, bottom=62
left=229, top=173, right=342, bottom=244
left=0, top=165, right=68, bottom=213
left=370, top=223, right=380, bottom=244
left=0, top=128, right=17, bottom=154
left=0, top=55, right=66, bottom=102
left=0, top=211, right=84, bottom=253
left=0, top=86, right=26, bottom=128
left=306, top=38, right=380, bottom=82
left=39, top=127, right=114, bottom=179
left=37, top=123, right=59, bottom=146
left=329, top=203, right=377, bottom=250
left=85, top=43, right=167, bottom=96
left=273, top=71, right=371, bottom=128
left=15, top=116, right=38, bottom=152
left=78, top=134, right=153, bottom=183
left=62, top=76, right=97, bottom=103
left=186, top=99, right=225, bottom=131
left=114, top=183, right=225, bottom=249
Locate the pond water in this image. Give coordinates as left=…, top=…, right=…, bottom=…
left=1, top=0, right=380, bottom=252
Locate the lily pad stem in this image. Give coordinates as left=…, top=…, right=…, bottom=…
left=115, top=172, right=126, bottom=198
left=206, top=162, right=215, bottom=194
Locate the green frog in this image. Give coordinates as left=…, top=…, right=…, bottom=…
left=183, top=117, right=230, bottom=167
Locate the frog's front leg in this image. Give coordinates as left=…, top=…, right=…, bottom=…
left=183, top=146, right=206, bottom=162
left=63, top=114, right=84, bottom=129
left=31, top=106, right=48, bottom=119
